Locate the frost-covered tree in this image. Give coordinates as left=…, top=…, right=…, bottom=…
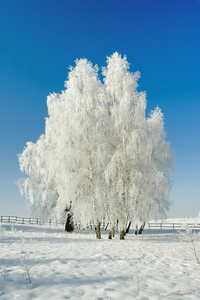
left=18, top=52, right=174, bottom=239
left=18, top=58, right=109, bottom=238
left=102, top=53, right=148, bottom=239
left=141, top=107, right=173, bottom=224
left=102, top=53, right=173, bottom=239
left=61, top=58, right=108, bottom=239
left=18, top=135, right=59, bottom=221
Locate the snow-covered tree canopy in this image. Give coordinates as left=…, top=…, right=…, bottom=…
left=18, top=52, right=174, bottom=239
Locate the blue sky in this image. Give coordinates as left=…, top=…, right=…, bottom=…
left=0, top=0, right=199, bottom=218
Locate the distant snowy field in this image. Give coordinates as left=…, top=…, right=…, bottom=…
left=1, top=219, right=200, bottom=300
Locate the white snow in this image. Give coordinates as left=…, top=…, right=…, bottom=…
left=1, top=222, right=200, bottom=299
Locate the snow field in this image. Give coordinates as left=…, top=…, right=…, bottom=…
left=1, top=224, right=200, bottom=299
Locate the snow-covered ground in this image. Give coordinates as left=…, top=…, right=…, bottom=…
left=1, top=221, right=200, bottom=300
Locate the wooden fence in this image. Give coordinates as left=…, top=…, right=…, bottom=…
left=0, top=216, right=107, bottom=230
left=0, top=216, right=64, bottom=226
left=148, top=222, right=200, bottom=230
left=1, top=216, right=200, bottom=231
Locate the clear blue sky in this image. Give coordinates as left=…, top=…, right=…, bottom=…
left=0, top=0, right=199, bottom=218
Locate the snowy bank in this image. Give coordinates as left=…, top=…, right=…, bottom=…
left=1, top=223, right=200, bottom=299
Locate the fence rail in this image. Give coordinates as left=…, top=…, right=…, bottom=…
left=0, top=216, right=107, bottom=230
left=148, top=222, right=200, bottom=229
left=0, top=216, right=65, bottom=226
left=1, top=216, right=200, bottom=231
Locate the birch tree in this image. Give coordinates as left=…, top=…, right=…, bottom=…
left=18, top=134, right=59, bottom=221
left=102, top=53, right=173, bottom=238
left=18, top=52, right=174, bottom=239
left=102, top=52, right=148, bottom=239
left=48, top=58, right=109, bottom=238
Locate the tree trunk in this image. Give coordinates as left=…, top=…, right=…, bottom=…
left=120, top=229, right=125, bottom=240
left=65, top=213, right=74, bottom=232
left=138, top=221, right=146, bottom=234
left=119, top=160, right=127, bottom=240
left=126, top=221, right=132, bottom=233
left=105, top=223, right=109, bottom=230
left=86, top=128, right=100, bottom=239
left=95, top=221, right=101, bottom=239
left=112, top=226, right=115, bottom=237
left=116, top=220, right=119, bottom=232
left=108, top=226, right=115, bottom=239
